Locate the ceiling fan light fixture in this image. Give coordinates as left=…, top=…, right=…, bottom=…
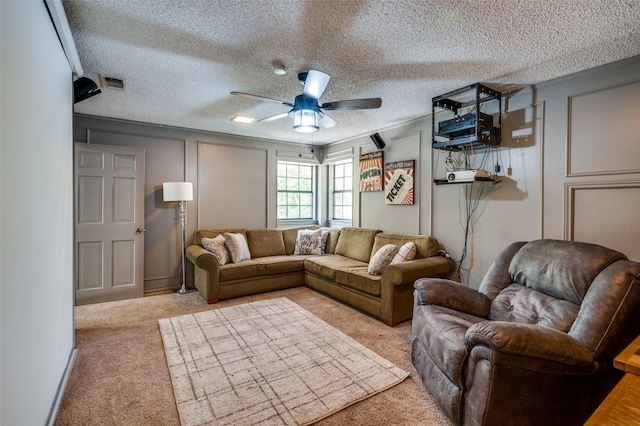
left=293, top=109, right=319, bottom=133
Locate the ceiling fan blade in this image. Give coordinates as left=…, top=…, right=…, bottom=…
left=319, top=113, right=338, bottom=128
left=231, top=91, right=292, bottom=106
left=321, top=98, right=382, bottom=110
left=303, top=70, right=330, bottom=99
left=258, top=112, right=289, bottom=122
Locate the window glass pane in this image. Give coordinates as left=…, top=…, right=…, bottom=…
left=287, top=164, right=299, bottom=177
left=299, top=205, right=311, bottom=218
left=279, top=176, right=289, bottom=190
left=299, top=178, right=311, bottom=192
left=344, top=206, right=352, bottom=219
left=299, top=166, right=311, bottom=179
left=300, top=193, right=311, bottom=205
left=277, top=206, right=287, bottom=219
left=332, top=160, right=353, bottom=221
left=287, top=192, right=299, bottom=205
left=286, top=177, right=298, bottom=190
left=286, top=206, right=298, bottom=218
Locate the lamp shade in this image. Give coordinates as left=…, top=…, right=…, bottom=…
left=163, top=182, right=193, bottom=201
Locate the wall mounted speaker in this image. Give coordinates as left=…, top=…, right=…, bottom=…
left=370, top=132, right=385, bottom=150
left=73, top=77, right=102, bottom=104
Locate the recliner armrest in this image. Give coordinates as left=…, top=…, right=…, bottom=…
left=466, top=321, right=594, bottom=367
left=414, top=278, right=491, bottom=318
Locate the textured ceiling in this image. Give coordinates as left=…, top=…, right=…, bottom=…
left=64, top=0, right=640, bottom=145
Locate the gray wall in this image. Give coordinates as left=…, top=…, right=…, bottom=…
left=73, top=120, right=320, bottom=293
left=1, top=2, right=75, bottom=424
left=75, top=55, right=640, bottom=293
left=325, top=56, right=640, bottom=287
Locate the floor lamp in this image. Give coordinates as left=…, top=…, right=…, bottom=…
left=163, top=182, right=193, bottom=294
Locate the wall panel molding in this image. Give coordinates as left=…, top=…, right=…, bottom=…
left=196, top=141, right=269, bottom=229
left=564, top=181, right=640, bottom=261
left=567, top=79, right=640, bottom=177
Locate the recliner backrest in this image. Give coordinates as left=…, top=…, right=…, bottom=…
left=481, top=239, right=640, bottom=357
left=508, top=239, right=626, bottom=304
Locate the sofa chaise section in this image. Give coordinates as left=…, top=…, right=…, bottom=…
left=304, top=228, right=453, bottom=325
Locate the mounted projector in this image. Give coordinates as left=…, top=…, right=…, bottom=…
left=446, top=169, right=490, bottom=183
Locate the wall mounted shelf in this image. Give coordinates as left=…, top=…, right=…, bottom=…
left=434, top=176, right=501, bottom=185
left=432, top=83, right=502, bottom=151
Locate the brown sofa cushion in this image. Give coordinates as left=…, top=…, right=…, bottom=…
left=304, top=254, right=367, bottom=281
left=336, top=268, right=381, bottom=296
left=320, top=228, right=341, bottom=254
left=334, top=227, right=381, bottom=263
left=246, top=228, right=286, bottom=258
left=219, top=260, right=265, bottom=281
left=372, top=233, right=439, bottom=259
left=259, top=255, right=307, bottom=275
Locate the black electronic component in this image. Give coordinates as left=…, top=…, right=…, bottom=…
left=431, top=83, right=501, bottom=151
left=370, top=132, right=385, bottom=150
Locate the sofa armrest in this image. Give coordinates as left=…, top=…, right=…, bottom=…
left=186, top=244, right=221, bottom=303
left=379, top=256, right=455, bottom=325
left=414, top=278, right=491, bottom=318
left=383, top=256, right=452, bottom=285
left=186, top=244, right=219, bottom=271
left=465, top=321, right=594, bottom=369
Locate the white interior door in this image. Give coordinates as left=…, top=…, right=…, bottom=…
left=74, top=143, right=145, bottom=305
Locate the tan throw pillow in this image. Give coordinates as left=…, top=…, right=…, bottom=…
left=391, top=242, right=417, bottom=264
left=223, top=232, right=251, bottom=263
left=368, top=244, right=399, bottom=275
left=201, top=235, right=230, bottom=265
left=294, top=229, right=323, bottom=255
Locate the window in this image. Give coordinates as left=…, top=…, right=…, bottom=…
left=333, top=160, right=352, bottom=220
left=277, top=161, right=314, bottom=220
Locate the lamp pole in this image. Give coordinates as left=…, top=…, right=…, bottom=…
left=162, top=182, right=193, bottom=295
left=176, top=200, right=188, bottom=294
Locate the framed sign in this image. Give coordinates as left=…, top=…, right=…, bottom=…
left=384, top=160, right=415, bottom=204
left=359, top=151, right=383, bottom=192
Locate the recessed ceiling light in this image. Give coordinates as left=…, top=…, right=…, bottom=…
left=231, top=115, right=255, bottom=124
left=274, top=66, right=286, bottom=75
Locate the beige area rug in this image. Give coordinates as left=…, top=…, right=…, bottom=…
left=159, top=297, right=410, bottom=426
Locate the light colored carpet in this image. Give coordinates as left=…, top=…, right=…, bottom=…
left=159, top=298, right=409, bottom=425
left=55, top=287, right=452, bottom=425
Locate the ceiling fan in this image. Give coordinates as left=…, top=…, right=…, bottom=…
left=231, top=69, right=382, bottom=133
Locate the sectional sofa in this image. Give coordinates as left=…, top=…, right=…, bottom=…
left=185, top=226, right=453, bottom=325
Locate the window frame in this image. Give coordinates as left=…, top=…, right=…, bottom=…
left=331, top=159, right=353, bottom=223
left=276, top=160, right=316, bottom=223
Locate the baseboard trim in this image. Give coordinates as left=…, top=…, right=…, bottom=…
left=46, top=347, right=78, bottom=426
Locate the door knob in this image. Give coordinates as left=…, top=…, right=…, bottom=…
left=135, top=228, right=145, bottom=234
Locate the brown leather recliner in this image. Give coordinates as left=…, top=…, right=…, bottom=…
left=411, top=239, right=640, bottom=426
